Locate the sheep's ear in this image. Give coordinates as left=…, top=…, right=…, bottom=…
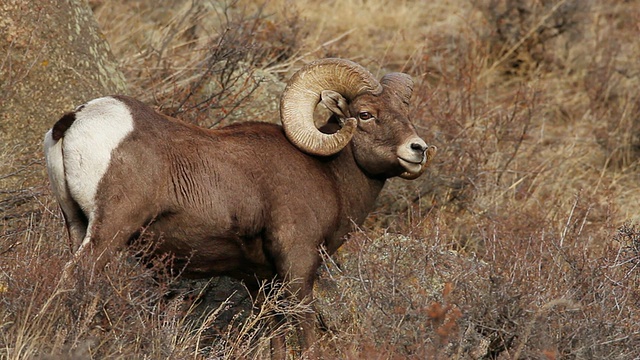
left=321, top=90, right=350, bottom=119
left=381, top=73, right=413, bottom=105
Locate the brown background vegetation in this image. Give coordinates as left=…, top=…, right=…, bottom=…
left=1, top=0, right=639, bottom=358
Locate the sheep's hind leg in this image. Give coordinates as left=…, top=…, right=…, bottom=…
left=63, top=198, right=151, bottom=282
left=61, top=202, right=88, bottom=253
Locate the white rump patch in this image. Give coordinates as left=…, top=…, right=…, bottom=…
left=62, top=97, right=135, bottom=217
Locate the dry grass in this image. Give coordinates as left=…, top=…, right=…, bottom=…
left=2, top=0, right=640, bottom=358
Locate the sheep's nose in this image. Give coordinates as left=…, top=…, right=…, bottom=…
left=410, top=140, right=427, bottom=153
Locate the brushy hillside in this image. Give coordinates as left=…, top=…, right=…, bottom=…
left=1, top=0, right=639, bottom=358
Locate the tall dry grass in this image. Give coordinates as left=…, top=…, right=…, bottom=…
left=2, top=0, right=639, bottom=358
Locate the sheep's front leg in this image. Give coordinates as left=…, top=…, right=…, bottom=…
left=270, top=320, right=287, bottom=360
left=289, top=273, right=320, bottom=359
left=269, top=242, right=322, bottom=359
left=268, top=280, right=318, bottom=360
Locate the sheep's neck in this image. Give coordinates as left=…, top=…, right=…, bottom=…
left=323, top=147, right=386, bottom=254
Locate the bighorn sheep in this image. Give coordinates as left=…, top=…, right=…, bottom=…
left=44, top=58, right=436, bottom=358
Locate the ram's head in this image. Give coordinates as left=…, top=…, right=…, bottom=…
left=280, top=58, right=436, bottom=179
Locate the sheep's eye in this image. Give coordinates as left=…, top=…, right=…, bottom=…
left=358, top=111, right=374, bottom=121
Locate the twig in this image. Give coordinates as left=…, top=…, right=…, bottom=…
left=512, top=298, right=579, bottom=360
left=479, top=0, right=569, bottom=79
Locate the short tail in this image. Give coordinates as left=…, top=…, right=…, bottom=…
left=44, top=128, right=68, bottom=205
left=44, top=112, right=78, bottom=205
left=51, top=112, right=77, bottom=141
left=44, top=112, right=83, bottom=239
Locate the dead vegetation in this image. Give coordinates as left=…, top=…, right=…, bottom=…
left=1, top=0, right=639, bottom=358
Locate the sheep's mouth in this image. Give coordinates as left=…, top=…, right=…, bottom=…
left=398, top=145, right=437, bottom=180
left=398, top=156, right=423, bottom=165
left=398, top=156, right=425, bottom=173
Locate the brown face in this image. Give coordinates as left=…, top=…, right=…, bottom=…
left=349, top=91, right=428, bottom=179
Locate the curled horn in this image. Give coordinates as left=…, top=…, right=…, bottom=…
left=280, top=58, right=383, bottom=156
